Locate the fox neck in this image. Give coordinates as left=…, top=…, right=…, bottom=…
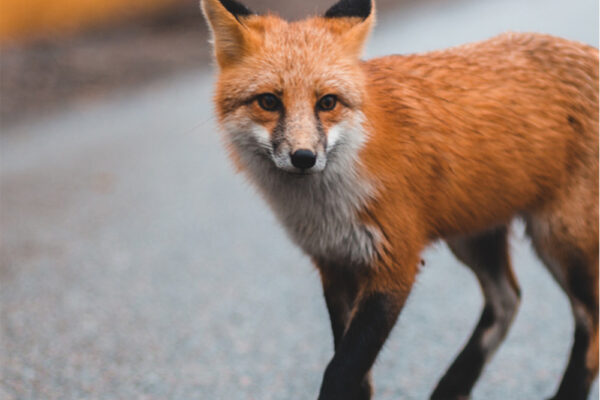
left=228, top=115, right=380, bottom=265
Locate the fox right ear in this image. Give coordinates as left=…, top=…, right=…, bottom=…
left=201, top=0, right=255, bottom=68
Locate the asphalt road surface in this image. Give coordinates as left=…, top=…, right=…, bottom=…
left=1, top=0, right=598, bottom=399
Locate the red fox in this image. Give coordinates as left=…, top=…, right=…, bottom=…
left=201, top=0, right=599, bottom=398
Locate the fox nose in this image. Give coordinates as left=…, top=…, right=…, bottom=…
left=290, top=149, right=317, bottom=169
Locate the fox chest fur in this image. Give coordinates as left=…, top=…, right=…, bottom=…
left=227, top=120, right=380, bottom=266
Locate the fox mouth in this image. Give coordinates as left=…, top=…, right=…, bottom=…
left=275, top=165, right=320, bottom=176
left=287, top=169, right=317, bottom=176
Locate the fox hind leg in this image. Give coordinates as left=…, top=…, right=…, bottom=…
left=431, top=225, right=521, bottom=399
left=526, top=198, right=599, bottom=400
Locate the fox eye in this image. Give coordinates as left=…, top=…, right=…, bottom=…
left=317, top=95, right=337, bottom=111
left=257, top=93, right=282, bottom=112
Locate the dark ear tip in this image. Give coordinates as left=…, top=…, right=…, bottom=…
left=324, top=0, right=372, bottom=19
left=219, top=0, right=254, bottom=17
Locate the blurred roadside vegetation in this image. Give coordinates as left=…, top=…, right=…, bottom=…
left=0, top=0, right=406, bottom=128
left=0, top=0, right=181, bottom=41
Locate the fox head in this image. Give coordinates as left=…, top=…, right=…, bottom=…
left=202, top=0, right=375, bottom=175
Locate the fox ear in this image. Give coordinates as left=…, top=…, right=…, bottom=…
left=324, top=0, right=372, bottom=19
left=324, top=0, right=375, bottom=58
left=201, top=0, right=255, bottom=68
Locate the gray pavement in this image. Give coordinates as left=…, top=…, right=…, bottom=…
left=1, top=0, right=598, bottom=399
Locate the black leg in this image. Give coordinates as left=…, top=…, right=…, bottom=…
left=430, top=306, right=495, bottom=399
left=549, top=253, right=599, bottom=400
left=550, top=323, right=592, bottom=400
left=319, top=264, right=373, bottom=398
left=318, top=290, right=406, bottom=400
left=550, top=267, right=598, bottom=400
left=433, top=227, right=520, bottom=399
left=321, top=269, right=360, bottom=351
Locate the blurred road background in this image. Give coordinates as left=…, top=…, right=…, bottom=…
left=1, top=0, right=598, bottom=399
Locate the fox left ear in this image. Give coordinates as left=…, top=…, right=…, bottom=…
left=324, top=0, right=375, bottom=59
left=324, top=0, right=372, bottom=19
left=201, top=0, right=257, bottom=68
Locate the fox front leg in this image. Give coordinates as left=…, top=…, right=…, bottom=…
left=318, top=287, right=409, bottom=400
left=318, top=262, right=374, bottom=398
left=318, top=262, right=363, bottom=349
